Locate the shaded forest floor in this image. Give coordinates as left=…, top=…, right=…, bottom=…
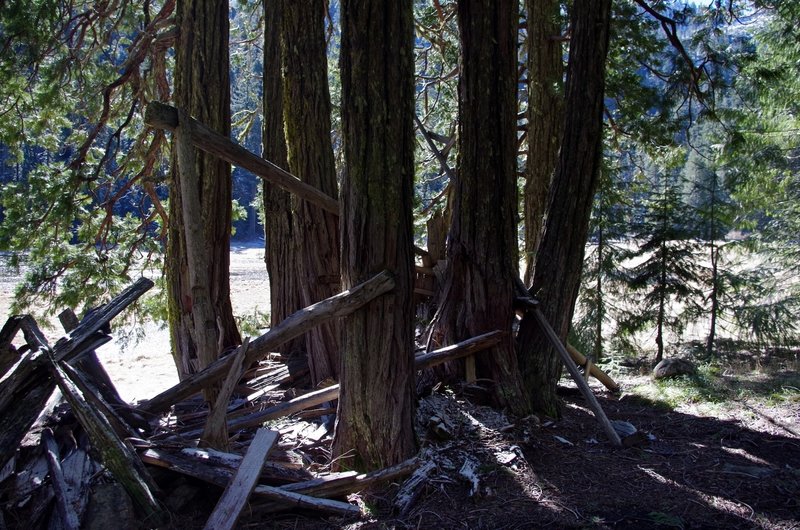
left=250, top=356, right=800, bottom=530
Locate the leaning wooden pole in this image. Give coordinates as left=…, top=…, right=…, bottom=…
left=528, top=301, right=622, bottom=446
left=516, top=295, right=621, bottom=445
left=144, top=101, right=339, bottom=215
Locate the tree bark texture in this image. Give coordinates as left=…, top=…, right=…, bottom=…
left=516, top=0, right=612, bottom=416
left=523, top=0, right=564, bottom=285
left=167, top=0, right=240, bottom=382
left=430, top=0, right=529, bottom=416
left=262, top=0, right=303, bottom=357
left=281, top=0, right=341, bottom=384
left=333, top=0, right=417, bottom=471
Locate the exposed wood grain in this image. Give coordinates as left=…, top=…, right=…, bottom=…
left=203, top=428, right=278, bottom=530
left=41, top=428, right=80, bottom=530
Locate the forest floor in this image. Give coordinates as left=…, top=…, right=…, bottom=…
left=1, top=246, right=799, bottom=529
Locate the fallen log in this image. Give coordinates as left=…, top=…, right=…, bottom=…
left=145, top=102, right=339, bottom=215
left=179, top=446, right=311, bottom=484
left=204, top=428, right=279, bottom=530
left=139, top=270, right=395, bottom=415
left=140, top=448, right=359, bottom=516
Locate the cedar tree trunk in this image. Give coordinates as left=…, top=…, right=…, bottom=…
left=281, top=0, right=341, bottom=384
left=523, top=0, right=564, bottom=285
left=262, top=0, right=303, bottom=357
left=430, top=0, right=529, bottom=416
left=516, top=0, right=612, bottom=416
left=167, top=0, right=240, bottom=382
left=332, top=0, right=417, bottom=471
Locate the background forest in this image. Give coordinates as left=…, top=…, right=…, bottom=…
left=1, top=0, right=798, bottom=363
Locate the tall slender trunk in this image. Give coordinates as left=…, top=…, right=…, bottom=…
left=167, top=0, right=240, bottom=383
left=429, top=0, right=529, bottom=416
left=656, top=238, right=667, bottom=363
left=262, top=0, right=302, bottom=357
left=281, top=0, right=341, bottom=384
left=517, top=0, right=612, bottom=416
left=523, top=0, right=564, bottom=285
left=332, top=0, right=417, bottom=471
left=595, top=224, right=604, bottom=360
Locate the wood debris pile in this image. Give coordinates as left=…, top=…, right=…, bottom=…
left=0, top=277, right=505, bottom=529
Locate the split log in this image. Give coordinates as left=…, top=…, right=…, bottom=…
left=566, top=343, right=620, bottom=393
left=56, top=437, right=96, bottom=530
left=179, top=447, right=311, bottom=484
left=0, top=314, right=50, bottom=357
left=57, top=360, right=139, bottom=441
left=140, top=448, right=359, bottom=516
left=414, top=331, right=505, bottom=371
left=47, top=356, right=167, bottom=525
left=254, top=457, right=419, bottom=514
left=203, top=428, right=278, bottom=530
left=394, top=459, right=437, bottom=515
left=201, top=337, right=250, bottom=449
left=145, top=102, right=339, bottom=215
left=0, top=337, right=56, bottom=472
left=139, top=270, right=395, bottom=415
left=41, top=428, right=80, bottom=530
left=50, top=278, right=153, bottom=364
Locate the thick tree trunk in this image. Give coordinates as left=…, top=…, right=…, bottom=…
left=517, top=0, right=612, bottom=417
left=262, top=0, right=303, bottom=357
left=281, top=0, right=341, bottom=384
left=167, top=0, right=240, bottom=382
left=332, top=0, right=417, bottom=471
left=430, top=0, right=529, bottom=416
left=523, top=0, right=564, bottom=285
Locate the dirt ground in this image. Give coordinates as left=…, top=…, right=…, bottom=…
left=2, top=247, right=799, bottom=529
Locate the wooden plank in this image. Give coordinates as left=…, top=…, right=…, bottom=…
left=41, top=428, right=80, bottom=530
left=201, top=337, right=250, bottom=449
left=145, top=102, right=339, bottom=215
left=51, top=278, right=154, bottom=364
left=139, top=270, right=395, bottom=414
left=203, top=428, right=279, bottom=530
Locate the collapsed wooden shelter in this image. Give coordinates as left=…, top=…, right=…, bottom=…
left=0, top=276, right=515, bottom=528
